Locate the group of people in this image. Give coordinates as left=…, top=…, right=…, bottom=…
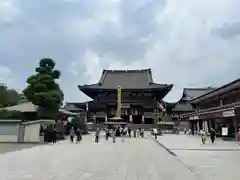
left=42, top=125, right=57, bottom=143
left=69, top=127, right=82, bottom=143
left=199, top=128, right=216, bottom=144
left=191, top=128, right=216, bottom=144
left=94, top=126, right=145, bottom=143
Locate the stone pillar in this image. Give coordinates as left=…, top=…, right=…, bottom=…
left=142, top=115, right=145, bottom=124
left=129, top=114, right=132, bottom=123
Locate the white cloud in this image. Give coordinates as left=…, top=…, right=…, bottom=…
left=1, top=0, right=240, bottom=102
left=69, top=0, right=240, bottom=102
left=0, top=65, right=12, bottom=86
left=0, top=0, right=20, bottom=22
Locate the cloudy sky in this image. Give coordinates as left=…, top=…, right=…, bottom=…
left=0, top=0, right=240, bottom=103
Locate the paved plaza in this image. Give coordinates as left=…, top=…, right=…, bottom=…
left=0, top=143, right=38, bottom=155
left=0, top=133, right=239, bottom=180
left=0, top=133, right=198, bottom=180
left=153, top=134, right=240, bottom=180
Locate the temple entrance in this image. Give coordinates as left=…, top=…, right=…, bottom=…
left=145, top=118, right=154, bottom=124
left=132, top=115, right=142, bottom=124
left=121, top=115, right=129, bottom=123
left=96, top=117, right=105, bottom=124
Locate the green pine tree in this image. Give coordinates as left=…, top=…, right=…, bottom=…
left=23, top=58, right=64, bottom=110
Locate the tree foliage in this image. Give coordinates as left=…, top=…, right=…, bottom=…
left=23, top=58, right=64, bottom=110
left=0, top=84, right=21, bottom=108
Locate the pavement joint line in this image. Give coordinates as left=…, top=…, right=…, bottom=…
left=169, top=148, right=240, bottom=151
left=148, top=134, right=202, bottom=179
left=148, top=135, right=176, bottom=156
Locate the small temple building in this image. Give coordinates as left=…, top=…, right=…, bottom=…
left=181, top=78, right=240, bottom=138
left=170, top=87, right=216, bottom=129
left=66, top=69, right=173, bottom=127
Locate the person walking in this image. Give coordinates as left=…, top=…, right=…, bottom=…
left=76, top=128, right=82, bottom=143
left=140, top=128, right=144, bottom=138
left=121, top=127, right=126, bottom=142
left=237, top=128, right=240, bottom=140
left=52, top=127, right=57, bottom=144
left=210, top=128, right=216, bottom=143
left=95, top=128, right=100, bottom=143
left=128, top=128, right=131, bottom=138
left=153, top=128, right=157, bottom=140
left=184, top=128, right=187, bottom=135
left=105, top=128, right=110, bottom=140
left=69, top=127, right=75, bottom=143
left=136, top=128, right=140, bottom=138
left=112, top=129, right=116, bottom=143
left=200, top=129, right=206, bottom=144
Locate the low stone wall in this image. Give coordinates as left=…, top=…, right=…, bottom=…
left=0, top=119, right=54, bottom=143
left=0, top=120, right=20, bottom=143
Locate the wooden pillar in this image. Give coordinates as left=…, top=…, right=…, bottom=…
left=93, top=116, right=96, bottom=124
left=233, top=117, right=238, bottom=140
left=84, top=112, right=87, bottom=123
left=105, top=115, right=108, bottom=122
left=129, top=114, right=132, bottom=123
left=196, top=120, right=200, bottom=132
left=142, top=115, right=145, bottom=124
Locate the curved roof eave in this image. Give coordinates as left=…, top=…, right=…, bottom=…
left=190, top=78, right=240, bottom=104
left=78, top=84, right=173, bottom=91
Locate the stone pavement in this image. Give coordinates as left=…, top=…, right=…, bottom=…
left=0, top=143, right=38, bottom=154
left=155, top=134, right=240, bottom=180
left=0, top=133, right=198, bottom=180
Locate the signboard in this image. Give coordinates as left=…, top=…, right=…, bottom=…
left=193, top=116, right=199, bottom=120
left=222, top=110, right=235, bottom=117
left=221, top=127, right=228, bottom=136
left=189, top=116, right=199, bottom=120
left=200, top=112, right=222, bottom=119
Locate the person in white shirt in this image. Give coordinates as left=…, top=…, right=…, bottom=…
left=200, top=129, right=206, bottom=144
left=153, top=128, right=157, bottom=139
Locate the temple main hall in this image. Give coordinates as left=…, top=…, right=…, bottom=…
left=66, top=69, right=173, bottom=126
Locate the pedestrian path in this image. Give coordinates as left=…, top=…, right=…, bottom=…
left=154, top=134, right=240, bottom=180
left=156, top=134, right=240, bottom=150
left=0, top=133, right=198, bottom=180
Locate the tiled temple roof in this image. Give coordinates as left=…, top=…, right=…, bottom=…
left=79, top=69, right=173, bottom=90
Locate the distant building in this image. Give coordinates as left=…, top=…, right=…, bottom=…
left=182, top=78, right=240, bottom=138
left=170, top=87, right=216, bottom=129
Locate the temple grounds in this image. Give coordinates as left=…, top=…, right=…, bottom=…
left=0, top=133, right=198, bottom=180
left=1, top=133, right=239, bottom=180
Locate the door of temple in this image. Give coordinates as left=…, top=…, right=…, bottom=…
left=132, top=115, right=142, bottom=124
left=121, top=115, right=129, bottom=123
